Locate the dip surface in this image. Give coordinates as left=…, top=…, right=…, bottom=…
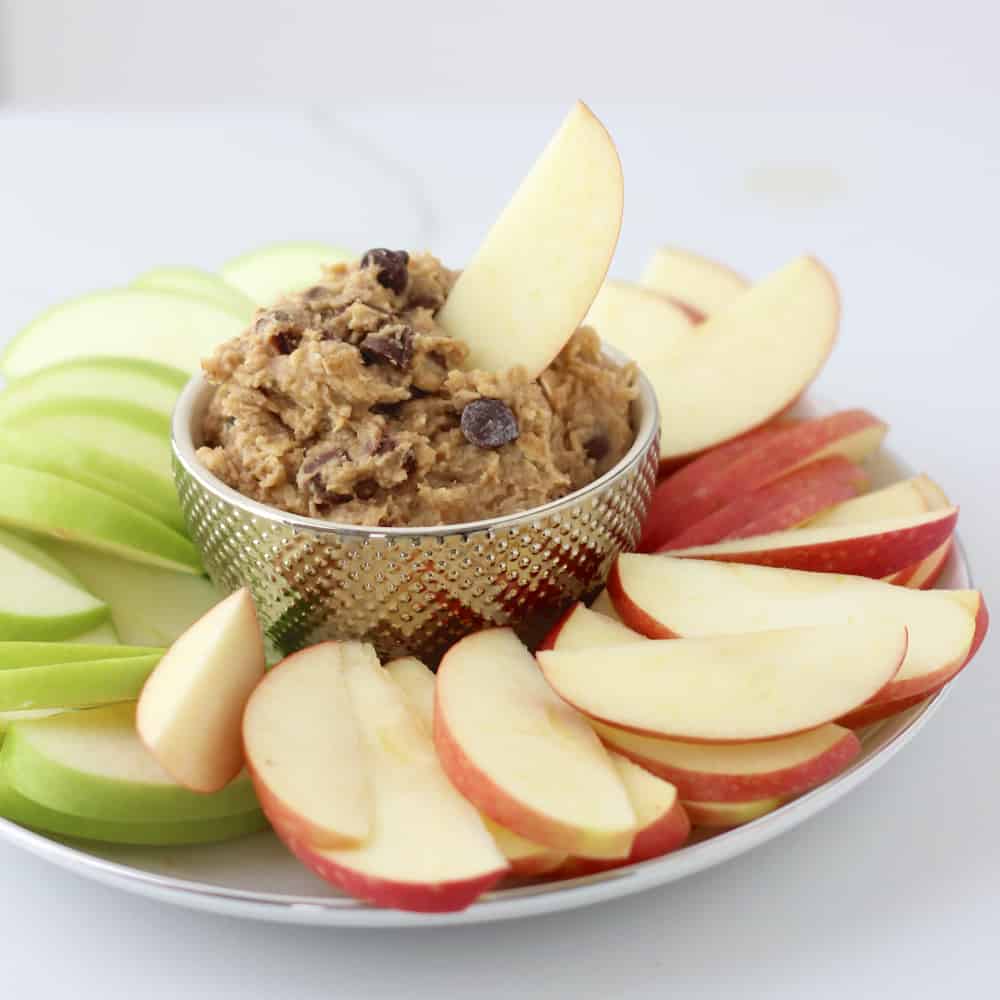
left=198, top=251, right=637, bottom=527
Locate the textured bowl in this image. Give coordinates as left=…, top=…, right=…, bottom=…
left=171, top=356, right=660, bottom=662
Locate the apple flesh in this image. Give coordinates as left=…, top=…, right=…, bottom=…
left=661, top=456, right=866, bottom=550
left=137, top=588, right=266, bottom=793
left=610, top=555, right=985, bottom=707
left=385, top=654, right=568, bottom=877
left=0, top=703, right=260, bottom=822
left=244, top=642, right=372, bottom=849
left=684, top=797, right=783, bottom=828
left=589, top=589, right=623, bottom=621
left=281, top=644, right=509, bottom=913
left=41, top=541, right=222, bottom=646
left=0, top=531, right=108, bottom=641
left=132, top=266, right=255, bottom=320
left=542, top=603, right=862, bottom=801
left=651, top=255, right=840, bottom=463
left=557, top=754, right=690, bottom=877
left=221, top=242, right=352, bottom=305
left=438, top=102, right=623, bottom=378
left=435, top=628, right=636, bottom=859
left=808, top=475, right=933, bottom=528
left=1, top=288, right=246, bottom=377
left=536, top=623, right=907, bottom=742
left=0, top=356, right=186, bottom=423
left=640, top=247, right=749, bottom=321
left=665, top=508, right=958, bottom=579
left=642, top=409, right=887, bottom=550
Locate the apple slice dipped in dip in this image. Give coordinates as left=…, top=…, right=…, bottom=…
left=197, top=103, right=635, bottom=528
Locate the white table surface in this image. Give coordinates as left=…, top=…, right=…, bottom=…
left=0, top=102, right=997, bottom=998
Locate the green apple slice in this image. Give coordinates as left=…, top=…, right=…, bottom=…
left=0, top=429, right=185, bottom=534
left=0, top=536, right=109, bottom=641
left=220, top=242, right=352, bottom=305
left=132, top=266, right=256, bottom=321
left=0, top=642, right=162, bottom=667
left=0, top=770, right=268, bottom=846
left=71, top=622, right=120, bottom=645
left=0, top=356, right=186, bottom=422
left=1, top=289, right=246, bottom=378
left=0, top=465, right=201, bottom=574
left=0, top=703, right=260, bottom=822
left=40, top=542, right=221, bottom=645
left=5, top=398, right=171, bottom=481
left=0, top=528, right=85, bottom=587
left=0, top=653, right=162, bottom=711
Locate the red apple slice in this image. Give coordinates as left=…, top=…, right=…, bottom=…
left=536, top=623, right=907, bottom=743
left=385, top=655, right=567, bottom=878
left=661, top=456, right=865, bottom=550
left=610, top=554, right=985, bottom=705
left=838, top=691, right=933, bottom=729
left=684, top=797, right=783, bottom=828
left=435, top=628, right=636, bottom=859
left=642, top=409, right=887, bottom=550
left=243, top=642, right=371, bottom=849
left=664, top=508, right=957, bottom=578
left=136, top=588, right=265, bottom=793
left=286, top=644, right=508, bottom=913
left=654, top=256, right=840, bottom=463
left=543, top=603, right=863, bottom=801
left=887, top=540, right=952, bottom=589
left=556, top=754, right=690, bottom=877
left=640, top=247, right=749, bottom=321
left=589, top=589, right=624, bottom=622
left=437, top=102, right=623, bottom=377
left=808, top=475, right=932, bottom=528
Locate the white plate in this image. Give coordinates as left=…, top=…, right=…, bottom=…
left=0, top=436, right=973, bottom=927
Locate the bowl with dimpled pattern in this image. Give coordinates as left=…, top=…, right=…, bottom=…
left=171, top=349, right=659, bottom=663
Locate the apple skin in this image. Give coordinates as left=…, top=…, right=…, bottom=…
left=837, top=691, right=933, bottom=729
left=275, top=832, right=507, bottom=914
left=660, top=456, right=865, bottom=550
left=607, top=560, right=676, bottom=640
left=599, top=726, right=861, bottom=803
left=886, top=539, right=952, bottom=589
left=642, top=410, right=887, bottom=551
left=666, top=508, right=958, bottom=579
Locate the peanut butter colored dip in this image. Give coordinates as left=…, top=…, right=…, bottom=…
left=198, top=250, right=637, bottom=527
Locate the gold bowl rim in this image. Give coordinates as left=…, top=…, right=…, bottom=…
left=171, top=345, right=661, bottom=539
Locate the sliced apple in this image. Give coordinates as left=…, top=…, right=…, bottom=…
left=137, top=589, right=266, bottom=793
left=536, top=623, right=907, bottom=742
left=0, top=642, right=161, bottom=668
left=41, top=541, right=221, bottom=646
left=665, top=508, right=958, bottom=579
left=584, top=280, right=696, bottom=372
left=0, top=531, right=109, bottom=641
left=385, top=655, right=568, bottom=877
left=838, top=691, right=935, bottom=729
left=220, top=242, right=352, bottom=305
left=542, top=603, right=863, bottom=801
left=610, top=555, right=984, bottom=705
left=0, top=466, right=200, bottom=574
left=0, top=356, right=186, bottom=422
left=435, top=628, right=636, bottom=859
left=132, top=266, right=255, bottom=320
left=6, top=397, right=172, bottom=482
left=684, top=797, right=783, bottom=828
left=589, top=589, right=623, bottom=621
left=808, top=476, right=932, bottom=528
left=652, top=256, right=840, bottom=463
left=1, top=288, right=246, bottom=377
left=0, top=703, right=260, bottom=822
left=642, top=409, right=887, bottom=550
left=437, top=102, right=623, bottom=377
left=889, top=540, right=952, bottom=589
left=557, top=754, right=689, bottom=876
left=70, top=622, right=120, bottom=645
left=244, top=642, right=371, bottom=849
left=661, top=456, right=865, bottom=550
left=283, top=643, right=508, bottom=913
left=0, top=429, right=185, bottom=533
left=640, top=247, right=749, bottom=321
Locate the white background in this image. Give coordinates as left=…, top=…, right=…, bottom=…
left=0, top=2, right=998, bottom=997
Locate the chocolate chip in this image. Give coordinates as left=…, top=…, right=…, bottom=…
left=403, top=451, right=418, bottom=475
left=360, top=326, right=414, bottom=369
left=354, top=478, right=378, bottom=500
left=584, top=433, right=610, bottom=462
left=270, top=330, right=302, bottom=355
left=301, top=447, right=346, bottom=476
left=460, top=398, right=519, bottom=449
left=360, top=248, right=409, bottom=294
left=308, top=475, right=351, bottom=511
left=374, top=434, right=397, bottom=455
left=371, top=400, right=406, bottom=417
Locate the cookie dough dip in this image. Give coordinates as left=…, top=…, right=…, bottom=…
left=197, top=249, right=638, bottom=527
